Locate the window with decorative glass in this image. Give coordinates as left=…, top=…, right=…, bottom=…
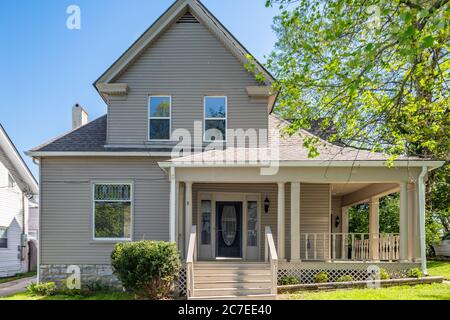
left=93, top=184, right=132, bottom=240
left=149, top=96, right=171, bottom=140
left=0, top=227, right=7, bottom=248
left=204, top=96, right=227, bottom=142
left=201, top=200, right=211, bottom=245
left=247, top=201, right=258, bottom=247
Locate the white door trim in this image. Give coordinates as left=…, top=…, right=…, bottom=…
left=197, top=192, right=261, bottom=261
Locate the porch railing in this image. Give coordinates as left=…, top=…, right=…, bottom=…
left=300, top=233, right=400, bottom=262
left=264, top=226, right=278, bottom=295
left=186, top=225, right=197, bottom=299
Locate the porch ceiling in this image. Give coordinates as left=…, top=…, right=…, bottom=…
left=331, top=183, right=371, bottom=196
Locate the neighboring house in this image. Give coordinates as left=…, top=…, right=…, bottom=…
left=27, top=204, right=39, bottom=241
left=27, top=0, right=444, bottom=299
left=0, top=124, right=39, bottom=277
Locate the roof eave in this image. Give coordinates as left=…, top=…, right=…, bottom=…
left=0, top=125, right=39, bottom=195
left=158, top=160, right=446, bottom=170
left=26, top=151, right=173, bottom=158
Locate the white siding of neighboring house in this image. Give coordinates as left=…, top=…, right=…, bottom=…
left=28, top=207, right=39, bottom=240
left=0, top=160, right=28, bottom=277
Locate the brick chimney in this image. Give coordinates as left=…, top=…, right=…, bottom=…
left=72, top=103, right=88, bottom=129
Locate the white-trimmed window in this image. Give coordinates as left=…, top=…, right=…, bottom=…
left=204, top=96, right=227, bottom=142
left=93, top=184, right=132, bottom=241
left=0, top=227, right=7, bottom=248
left=148, top=96, right=171, bottom=140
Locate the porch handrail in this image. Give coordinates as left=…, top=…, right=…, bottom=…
left=264, top=226, right=278, bottom=295
left=186, top=225, right=197, bottom=299
left=300, top=232, right=400, bottom=262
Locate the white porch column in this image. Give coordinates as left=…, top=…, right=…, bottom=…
left=185, top=182, right=193, bottom=255
left=341, top=207, right=349, bottom=259
left=407, top=183, right=416, bottom=261
left=290, top=182, right=301, bottom=262
left=418, top=167, right=428, bottom=275
left=169, top=168, right=177, bottom=243
left=369, top=197, right=380, bottom=261
left=413, top=184, right=422, bottom=261
left=400, top=182, right=409, bottom=262
left=178, top=182, right=185, bottom=258
left=277, top=182, right=286, bottom=260
left=341, top=207, right=349, bottom=234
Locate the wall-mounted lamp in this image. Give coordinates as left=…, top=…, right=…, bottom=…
left=335, top=215, right=341, bottom=228
left=264, top=196, right=270, bottom=214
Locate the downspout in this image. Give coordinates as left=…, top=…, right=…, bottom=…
left=418, top=166, right=428, bottom=275
left=169, top=167, right=176, bottom=243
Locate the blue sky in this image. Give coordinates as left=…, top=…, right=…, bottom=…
left=0, top=0, right=278, bottom=177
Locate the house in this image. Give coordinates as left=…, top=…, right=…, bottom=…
left=27, top=0, right=444, bottom=299
left=0, top=124, right=39, bottom=277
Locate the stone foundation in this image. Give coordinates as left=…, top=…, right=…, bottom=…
left=39, top=265, right=122, bottom=290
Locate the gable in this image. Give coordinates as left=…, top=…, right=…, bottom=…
left=114, top=10, right=261, bottom=87
left=95, top=0, right=274, bottom=90
left=0, top=125, right=38, bottom=195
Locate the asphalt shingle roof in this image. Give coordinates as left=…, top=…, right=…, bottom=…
left=31, top=115, right=107, bottom=152
left=31, top=114, right=421, bottom=163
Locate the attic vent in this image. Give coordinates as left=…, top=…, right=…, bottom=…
left=177, top=12, right=199, bottom=24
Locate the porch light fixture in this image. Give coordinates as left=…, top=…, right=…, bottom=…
left=264, top=196, right=270, bottom=214
left=335, top=215, right=341, bottom=228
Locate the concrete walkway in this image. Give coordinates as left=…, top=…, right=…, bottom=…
left=0, top=276, right=36, bottom=297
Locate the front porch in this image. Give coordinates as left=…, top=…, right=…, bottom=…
left=174, top=180, right=423, bottom=264
left=160, top=161, right=432, bottom=299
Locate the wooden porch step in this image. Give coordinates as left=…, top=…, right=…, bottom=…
left=195, top=262, right=269, bottom=268
left=193, top=287, right=272, bottom=297
left=194, top=280, right=271, bottom=289
left=195, top=274, right=272, bottom=282
left=189, top=294, right=276, bottom=301
left=193, top=270, right=271, bottom=274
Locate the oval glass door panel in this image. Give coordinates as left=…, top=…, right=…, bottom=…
left=221, top=206, right=237, bottom=246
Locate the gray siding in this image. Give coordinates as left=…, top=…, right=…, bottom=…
left=286, top=184, right=331, bottom=260
left=40, top=157, right=169, bottom=265
left=108, top=19, right=268, bottom=146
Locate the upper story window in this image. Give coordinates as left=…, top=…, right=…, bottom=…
left=7, top=173, right=16, bottom=189
left=0, top=227, right=7, bottom=248
left=93, top=183, right=132, bottom=241
left=204, top=96, right=227, bottom=142
left=149, top=96, right=171, bottom=141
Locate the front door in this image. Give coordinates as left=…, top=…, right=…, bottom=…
left=216, top=202, right=242, bottom=258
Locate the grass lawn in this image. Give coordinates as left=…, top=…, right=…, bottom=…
left=282, top=260, right=450, bottom=300
left=1, top=261, right=449, bottom=300
left=427, top=260, right=450, bottom=280
left=1, top=291, right=136, bottom=301
left=0, top=272, right=36, bottom=285
left=281, top=283, right=450, bottom=300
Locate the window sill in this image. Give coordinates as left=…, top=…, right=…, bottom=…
left=90, top=239, right=133, bottom=245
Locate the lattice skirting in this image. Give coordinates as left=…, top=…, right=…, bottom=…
left=177, top=264, right=187, bottom=296
left=278, top=262, right=420, bottom=284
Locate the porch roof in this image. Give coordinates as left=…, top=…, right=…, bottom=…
left=160, top=115, right=443, bottom=170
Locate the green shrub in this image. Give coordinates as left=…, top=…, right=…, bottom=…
left=279, top=276, right=300, bottom=286
left=336, top=275, right=353, bottom=282
left=57, top=287, right=85, bottom=296
left=407, top=268, right=424, bottom=278
left=111, top=241, right=181, bottom=299
left=27, top=282, right=57, bottom=296
left=380, top=268, right=391, bottom=280
left=314, top=271, right=329, bottom=283
left=85, top=280, right=111, bottom=293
